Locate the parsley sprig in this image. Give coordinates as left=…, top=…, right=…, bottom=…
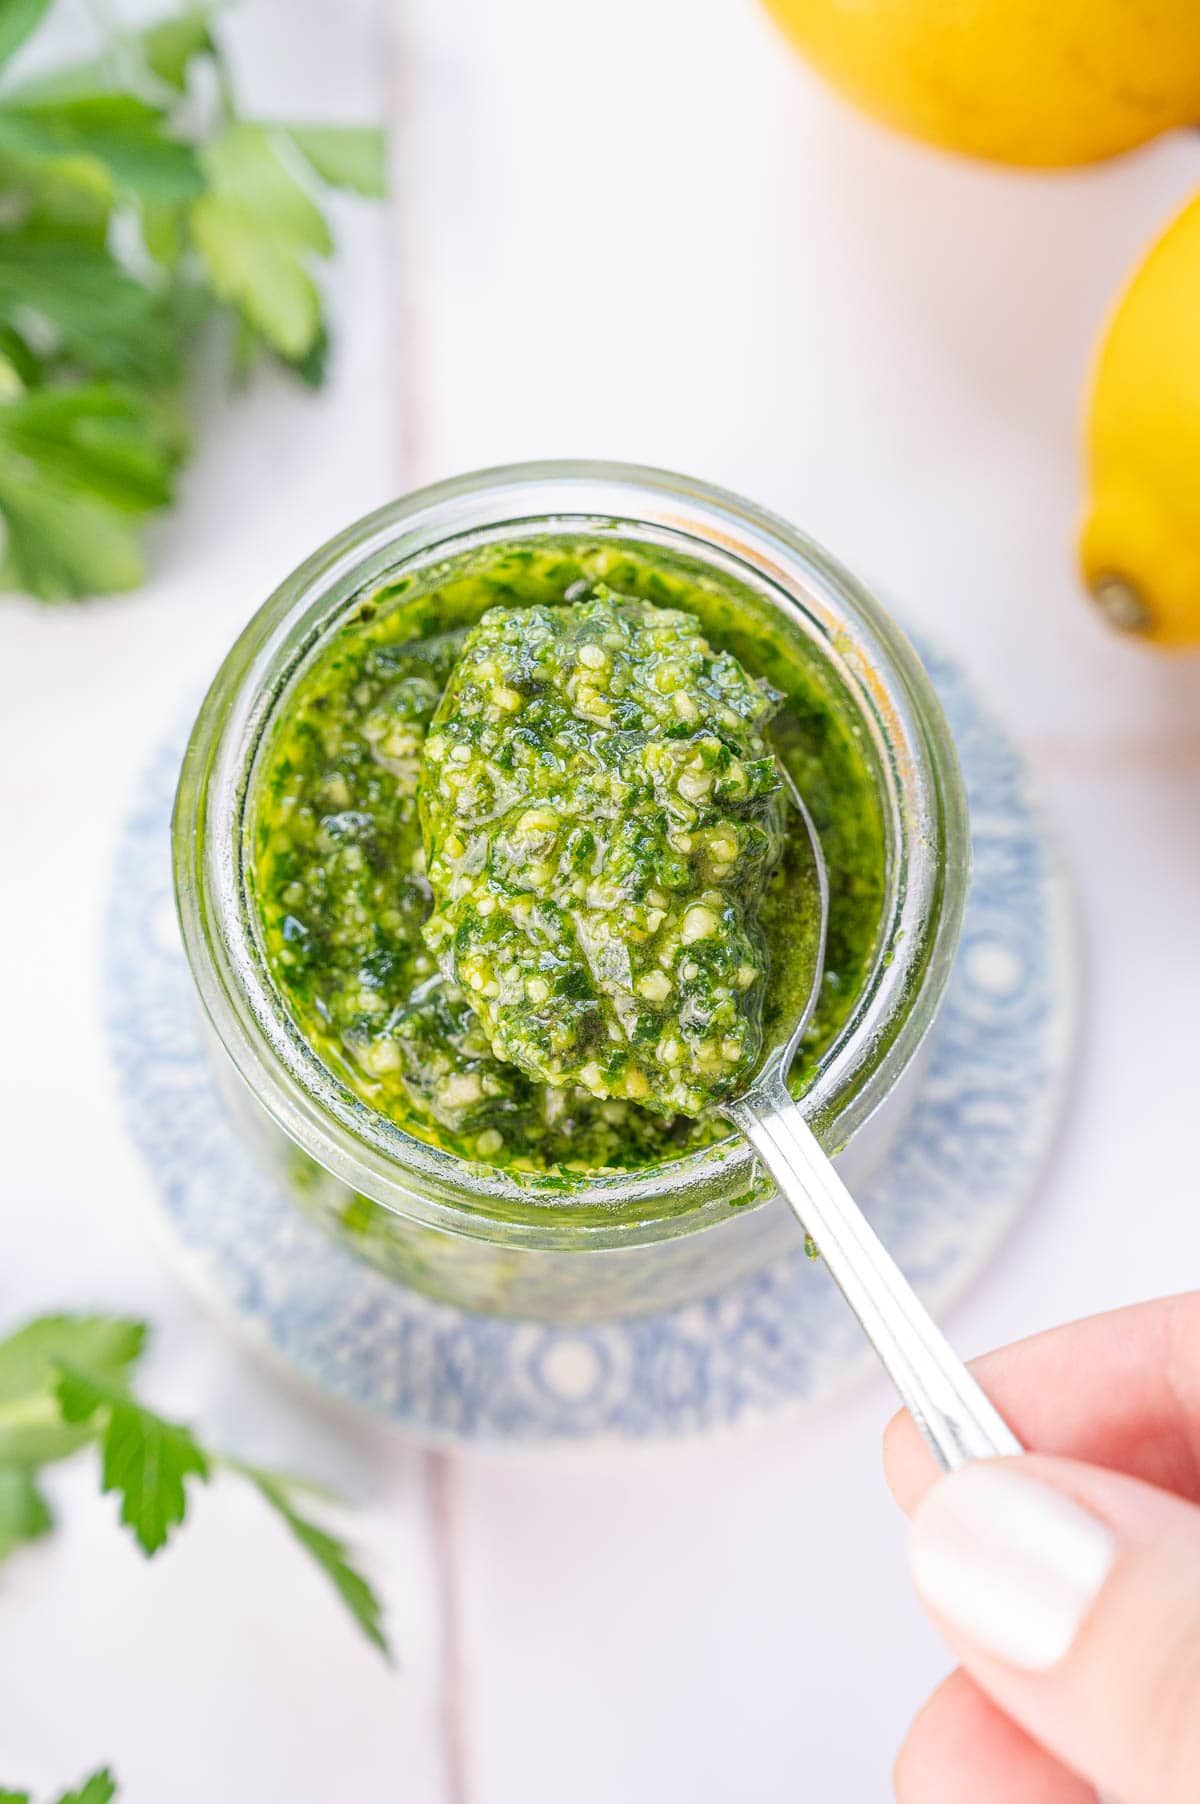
left=0, top=1313, right=392, bottom=1659
left=0, top=1768, right=116, bottom=1804
left=0, top=3, right=385, bottom=601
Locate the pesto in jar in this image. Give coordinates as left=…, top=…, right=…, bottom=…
left=420, top=590, right=789, bottom=1115
left=251, top=537, right=887, bottom=1176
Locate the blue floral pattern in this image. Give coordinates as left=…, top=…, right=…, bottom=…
left=104, top=639, right=1075, bottom=1444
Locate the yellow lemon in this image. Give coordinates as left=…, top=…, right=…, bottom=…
left=1081, top=192, right=1200, bottom=648
left=761, top=0, right=1200, bottom=167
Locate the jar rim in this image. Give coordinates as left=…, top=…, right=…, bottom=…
left=173, top=460, right=969, bottom=1251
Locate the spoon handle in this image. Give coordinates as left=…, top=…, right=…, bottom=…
left=727, top=1075, right=1021, bottom=1471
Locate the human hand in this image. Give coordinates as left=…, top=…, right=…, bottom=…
left=884, top=1292, right=1200, bottom=1804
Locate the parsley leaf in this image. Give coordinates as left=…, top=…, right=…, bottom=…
left=0, top=235, right=180, bottom=384
left=282, top=124, right=387, bottom=198
left=0, top=1772, right=119, bottom=1804
left=0, top=383, right=181, bottom=600
left=0, top=96, right=202, bottom=203
left=50, top=1366, right=392, bottom=1655
left=0, top=1313, right=146, bottom=1465
left=54, top=1775, right=116, bottom=1804
left=0, top=1466, right=53, bottom=1561
left=241, top=1467, right=392, bottom=1659
left=0, top=1772, right=117, bottom=1804
left=5, top=10, right=217, bottom=106
left=0, top=1315, right=146, bottom=1403
left=0, top=1308, right=392, bottom=1657
left=0, top=144, right=110, bottom=246
left=140, top=12, right=219, bottom=94
left=55, top=1368, right=210, bottom=1557
left=0, top=0, right=53, bottom=72
left=191, top=122, right=330, bottom=361
left=0, top=3, right=385, bottom=603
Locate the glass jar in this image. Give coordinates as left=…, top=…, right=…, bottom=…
left=173, top=462, right=969, bottom=1323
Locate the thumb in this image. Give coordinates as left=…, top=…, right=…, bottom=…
left=908, top=1454, right=1200, bottom=1804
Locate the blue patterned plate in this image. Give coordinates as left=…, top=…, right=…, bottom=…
left=104, top=637, right=1075, bottom=1444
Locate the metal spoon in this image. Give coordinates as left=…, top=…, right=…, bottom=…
left=722, top=775, right=1021, bottom=1472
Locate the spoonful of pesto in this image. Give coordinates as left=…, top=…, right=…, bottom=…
left=420, top=586, right=1021, bottom=1473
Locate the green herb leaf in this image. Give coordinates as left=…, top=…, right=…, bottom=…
left=206, top=123, right=332, bottom=252
left=141, top=11, right=217, bottom=92
left=0, top=1314, right=146, bottom=1463
left=0, top=144, right=111, bottom=246
left=0, top=1466, right=53, bottom=1562
left=0, top=320, right=42, bottom=384
left=0, top=1770, right=116, bottom=1804
left=0, top=0, right=53, bottom=72
left=283, top=124, right=387, bottom=198
left=0, top=383, right=180, bottom=600
left=0, top=5, right=384, bottom=584
left=0, top=1300, right=392, bottom=1656
left=229, top=307, right=331, bottom=387
left=191, top=122, right=331, bottom=360
left=56, top=1368, right=210, bottom=1556
left=191, top=191, right=320, bottom=358
left=0, top=96, right=202, bottom=203
left=138, top=197, right=183, bottom=265
left=0, top=3, right=385, bottom=600
left=0, top=1315, right=146, bottom=1404
left=55, top=1770, right=116, bottom=1804
left=290, top=317, right=330, bottom=387
left=0, top=234, right=180, bottom=384
left=5, top=7, right=213, bottom=105
left=242, top=1468, right=391, bottom=1659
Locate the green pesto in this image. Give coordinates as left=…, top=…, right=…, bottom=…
left=251, top=536, right=887, bottom=1176
left=420, top=591, right=789, bottom=1115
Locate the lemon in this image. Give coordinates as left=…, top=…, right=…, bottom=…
left=1081, top=192, right=1200, bottom=648
left=761, top=0, right=1200, bottom=167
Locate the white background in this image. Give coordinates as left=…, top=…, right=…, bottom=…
left=1, top=0, right=1199, bottom=1798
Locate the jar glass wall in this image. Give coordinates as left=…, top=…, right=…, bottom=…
left=173, top=462, right=969, bottom=1322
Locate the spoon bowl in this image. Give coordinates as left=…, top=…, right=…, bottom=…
left=755, top=763, right=830, bottom=1080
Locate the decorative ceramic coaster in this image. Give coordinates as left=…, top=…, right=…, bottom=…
left=105, top=636, right=1076, bottom=1445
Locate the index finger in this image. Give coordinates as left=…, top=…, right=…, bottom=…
left=884, top=1291, right=1200, bottom=1515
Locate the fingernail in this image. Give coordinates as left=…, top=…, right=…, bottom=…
left=909, top=1462, right=1117, bottom=1671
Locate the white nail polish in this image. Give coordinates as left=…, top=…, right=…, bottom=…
left=909, top=1462, right=1117, bottom=1671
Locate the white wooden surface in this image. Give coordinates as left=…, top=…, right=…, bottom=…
left=2, top=1, right=1199, bottom=1798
